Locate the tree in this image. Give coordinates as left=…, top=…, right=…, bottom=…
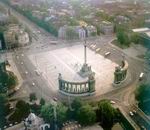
left=40, top=98, right=45, bottom=106
left=29, top=93, right=37, bottom=102
left=56, top=103, right=68, bottom=126
left=41, top=103, right=68, bottom=127
left=71, top=98, right=83, bottom=119
left=130, top=32, right=141, bottom=44
left=71, top=98, right=83, bottom=111
left=0, top=71, right=18, bottom=92
left=77, top=104, right=96, bottom=126
left=41, top=104, right=54, bottom=123
left=0, top=94, right=7, bottom=128
left=30, top=103, right=41, bottom=115
left=97, top=100, right=119, bottom=130
left=7, top=72, right=18, bottom=89
left=135, top=84, right=150, bottom=114
left=117, top=31, right=130, bottom=46
left=135, top=84, right=150, bottom=103
left=9, top=100, right=30, bottom=122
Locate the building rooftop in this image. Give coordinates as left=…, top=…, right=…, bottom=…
left=145, top=32, right=150, bottom=37
left=132, top=28, right=150, bottom=33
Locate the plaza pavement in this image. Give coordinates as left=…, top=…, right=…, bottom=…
left=29, top=44, right=118, bottom=96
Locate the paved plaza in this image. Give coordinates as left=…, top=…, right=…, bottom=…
left=28, top=45, right=118, bottom=96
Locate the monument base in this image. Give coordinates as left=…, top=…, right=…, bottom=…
left=78, top=63, right=95, bottom=78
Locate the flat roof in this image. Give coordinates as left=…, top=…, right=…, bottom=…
left=145, top=32, right=150, bottom=37
left=132, top=28, right=150, bottom=33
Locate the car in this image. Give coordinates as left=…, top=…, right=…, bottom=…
left=21, top=62, right=23, bottom=65
left=104, top=52, right=111, bottom=57
left=110, top=100, right=116, bottom=104
left=96, top=48, right=101, bottom=52
left=15, top=87, right=19, bottom=91
left=16, top=56, right=19, bottom=59
left=133, top=110, right=137, bottom=114
left=141, top=126, right=146, bottom=130
left=129, top=111, right=134, bottom=116
left=32, top=82, right=35, bottom=86
left=35, top=70, right=40, bottom=76
left=53, top=97, right=58, bottom=101
left=21, top=53, right=24, bottom=57
left=139, top=72, right=144, bottom=81
left=92, top=44, right=96, bottom=49
left=37, top=30, right=40, bottom=33
left=25, top=71, right=28, bottom=74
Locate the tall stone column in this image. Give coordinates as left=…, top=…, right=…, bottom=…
left=84, top=41, right=87, bottom=65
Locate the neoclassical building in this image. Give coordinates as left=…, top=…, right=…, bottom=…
left=100, top=21, right=114, bottom=35
left=58, top=25, right=97, bottom=40
left=4, top=24, right=30, bottom=49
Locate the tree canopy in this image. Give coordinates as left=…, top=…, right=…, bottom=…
left=97, top=100, right=119, bottom=129
left=135, top=84, right=150, bottom=115
left=0, top=94, right=7, bottom=128
left=0, top=71, right=18, bottom=92
left=41, top=103, right=68, bottom=126
left=41, top=104, right=54, bottom=123
left=77, top=104, right=96, bottom=126
left=56, top=103, right=68, bottom=126
left=9, top=100, right=30, bottom=122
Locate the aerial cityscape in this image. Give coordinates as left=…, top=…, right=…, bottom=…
left=0, top=0, right=150, bottom=130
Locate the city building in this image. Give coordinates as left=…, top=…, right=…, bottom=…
left=32, top=10, right=47, bottom=20
left=132, top=27, right=150, bottom=48
left=4, top=24, right=29, bottom=49
left=0, top=12, right=9, bottom=25
left=115, top=15, right=130, bottom=24
left=145, top=19, right=150, bottom=28
left=100, top=21, right=114, bottom=35
left=58, top=25, right=97, bottom=39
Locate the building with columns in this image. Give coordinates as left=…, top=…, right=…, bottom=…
left=58, top=25, right=97, bottom=40
left=100, top=21, right=114, bottom=35
left=4, top=24, right=30, bottom=49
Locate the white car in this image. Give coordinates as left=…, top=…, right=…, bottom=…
left=92, top=44, right=96, bottom=49
left=96, top=48, right=101, bottom=52
left=35, top=70, right=40, bottom=76
left=21, top=62, right=23, bottom=65
left=25, top=71, right=28, bottom=74
left=53, top=97, right=58, bottom=101
left=105, top=52, right=111, bottom=57
left=16, top=56, right=19, bottom=59
left=110, top=100, right=116, bottom=104
left=129, top=111, right=134, bottom=116
left=32, top=82, right=35, bottom=86
left=133, top=110, right=137, bottom=114
left=139, top=72, right=144, bottom=81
